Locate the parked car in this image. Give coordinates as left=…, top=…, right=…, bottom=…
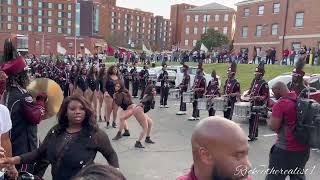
left=166, top=65, right=221, bottom=89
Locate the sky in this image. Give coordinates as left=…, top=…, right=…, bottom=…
left=117, top=0, right=242, bottom=19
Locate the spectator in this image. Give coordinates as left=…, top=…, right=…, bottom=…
left=177, top=116, right=251, bottom=180
left=289, top=48, right=296, bottom=66
left=282, top=48, right=289, bottom=65
left=72, top=164, right=126, bottom=180
left=266, top=82, right=310, bottom=180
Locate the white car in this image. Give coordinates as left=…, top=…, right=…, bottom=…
left=167, top=65, right=221, bottom=89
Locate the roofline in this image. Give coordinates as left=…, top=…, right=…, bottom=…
left=185, top=8, right=235, bottom=13
left=235, top=0, right=270, bottom=6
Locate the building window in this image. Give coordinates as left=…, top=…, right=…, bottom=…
left=38, top=18, right=42, bottom=24
left=258, top=5, right=264, bottom=15
left=58, top=12, right=62, bottom=18
left=58, top=4, right=63, bottom=10
left=202, top=27, right=207, bottom=34
left=28, top=0, right=32, bottom=7
left=244, top=8, right=250, bottom=16
left=185, top=27, right=189, bottom=34
left=38, top=2, right=42, bottom=8
left=112, top=12, right=115, bottom=17
left=47, top=10, right=52, bottom=17
left=295, top=12, right=304, bottom=27
left=28, top=17, right=32, bottom=23
left=214, top=27, right=218, bottom=31
left=17, top=0, right=22, bottom=6
left=38, top=26, right=42, bottom=32
left=57, top=28, right=62, bottom=33
left=292, top=42, right=301, bottom=52
left=67, top=28, right=71, bottom=34
left=68, top=4, right=72, bottom=11
left=215, top=15, right=219, bottom=21
left=68, top=20, right=72, bottom=26
left=18, top=24, right=22, bottom=30
left=68, top=13, right=72, bottom=19
left=193, top=40, right=197, bottom=47
left=18, top=8, right=23, bottom=14
left=271, top=24, right=278, bottom=35
left=224, top=14, right=229, bottom=22
left=28, top=9, right=32, bottom=15
left=184, top=40, right=188, bottom=46
left=58, top=20, right=62, bottom=26
left=38, top=10, right=43, bottom=16
left=223, top=27, right=228, bottom=34
left=48, top=19, right=52, bottom=25
left=195, top=15, right=199, bottom=22
left=48, top=3, right=53, bottom=9
left=18, top=16, right=22, bottom=22
left=28, top=25, right=32, bottom=31
left=111, top=24, right=115, bottom=30
left=256, top=25, right=262, bottom=37
left=48, top=27, right=52, bottom=32
left=7, top=7, right=11, bottom=13
left=7, top=0, right=11, bottom=5
left=242, top=26, right=248, bottom=37
left=273, top=3, right=280, bottom=14
left=186, top=15, right=190, bottom=22
left=203, top=15, right=210, bottom=22
left=194, top=27, right=198, bottom=34
left=7, top=16, right=11, bottom=21
left=7, top=24, right=11, bottom=30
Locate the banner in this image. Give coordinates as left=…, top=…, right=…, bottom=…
left=200, top=43, right=208, bottom=53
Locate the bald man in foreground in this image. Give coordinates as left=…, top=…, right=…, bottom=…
left=177, top=116, right=252, bottom=180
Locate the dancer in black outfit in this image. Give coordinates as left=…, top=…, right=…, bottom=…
left=87, top=65, right=99, bottom=111
left=74, top=67, right=88, bottom=97
left=97, top=67, right=107, bottom=122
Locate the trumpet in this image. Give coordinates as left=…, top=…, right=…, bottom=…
left=27, top=78, right=64, bottom=119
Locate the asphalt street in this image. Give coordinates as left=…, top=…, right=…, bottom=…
left=38, top=96, right=320, bottom=180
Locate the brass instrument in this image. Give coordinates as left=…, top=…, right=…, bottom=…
left=27, top=78, right=64, bottom=119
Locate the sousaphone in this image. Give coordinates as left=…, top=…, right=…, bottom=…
left=27, top=78, right=64, bottom=119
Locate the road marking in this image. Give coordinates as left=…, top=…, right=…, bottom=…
left=263, top=133, right=277, bottom=137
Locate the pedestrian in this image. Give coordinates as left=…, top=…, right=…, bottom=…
left=289, top=48, right=296, bottom=66
left=97, top=67, right=107, bottom=122
left=223, top=62, right=240, bottom=120
left=290, top=57, right=307, bottom=97
left=158, top=64, right=170, bottom=108
left=139, top=63, right=149, bottom=100
left=0, top=96, right=119, bottom=180
left=87, top=65, right=99, bottom=111
left=121, top=64, right=130, bottom=90
left=205, top=70, right=220, bottom=116
left=266, top=82, right=310, bottom=180
left=177, top=116, right=252, bottom=180
left=252, top=46, right=257, bottom=64
left=104, top=65, right=121, bottom=128
left=188, top=65, right=206, bottom=121
left=1, top=38, right=47, bottom=173
left=176, top=64, right=190, bottom=115
left=244, top=62, right=269, bottom=141
left=130, top=63, right=139, bottom=98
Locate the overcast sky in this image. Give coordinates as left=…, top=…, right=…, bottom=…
left=117, top=0, right=241, bottom=19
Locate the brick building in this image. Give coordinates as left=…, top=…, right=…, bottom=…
left=170, top=3, right=196, bottom=47
left=234, top=0, right=320, bottom=60
left=108, top=6, right=171, bottom=51
left=179, top=2, right=236, bottom=50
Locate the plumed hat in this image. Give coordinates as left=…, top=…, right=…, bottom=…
left=0, top=56, right=27, bottom=76
left=293, top=56, right=306, bottom=77
left=227, top=61, right=237, bottom=74
left=255, top=61, right=265, bottom=75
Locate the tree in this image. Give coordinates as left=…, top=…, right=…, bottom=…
left=105, top=31, right=128, bottom=48
left=193, top=29, right=229, bottom=52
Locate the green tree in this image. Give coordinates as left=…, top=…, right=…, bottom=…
left=193, top=29, right=229, bottom=51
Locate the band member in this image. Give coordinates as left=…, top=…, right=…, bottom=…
left=104, top=65, right=120, bottom=128
left=206, top=69, right=220, bottom=116
left=112, top=81, right=155, bottom=148
left=74, top=67, right=88, bottom=97
left=245, top=62, right=269, bottom=141
left=158, top=64, right=170, bottom=108
left=120, top=64, right=131, bottom=90
left=176, top=64, right=190, bottom=115
left=290, top=56, right=307, bottom=97
left=59, top=63, right=71, bottom=97
left=130, top=63, right=140, bottom=98
left=87, top=65, right=99, bottom=110
left=1, top=38, right=47, bottom=173
left=139, top=63, right=149, bottom=99
left=189, top=66, right=206, bottom=121
left=223, top=62, right=240, bottom=120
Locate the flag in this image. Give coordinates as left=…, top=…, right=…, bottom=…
left=142, top=44, right=152, bottom=56
left=57, top=44, right=66, bottom=55
left=85, top=48, right=91, bottom=55
left=200, top=43, right=208, bottom=53
left=107, top=45, right=115, bottom=56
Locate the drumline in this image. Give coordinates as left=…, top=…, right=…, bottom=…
left=168, top=89, right=268, bottom=119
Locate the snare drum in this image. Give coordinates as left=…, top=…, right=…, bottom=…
left=169, top=89, right=180, bottom=100
left=183, top=92, right=194, bottom=103
left=233, top=102, right=251, bottom=119
left=197, top=98, right=208, bottom=110
left=213, top=96, right=228, bottom=111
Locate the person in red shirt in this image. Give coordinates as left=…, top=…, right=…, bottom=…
left=177, top=116, right=252, bottom=180
left=266, top=81, right=310, bottom=180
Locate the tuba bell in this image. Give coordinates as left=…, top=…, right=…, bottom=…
left=27, top=78, right=64, bottom=119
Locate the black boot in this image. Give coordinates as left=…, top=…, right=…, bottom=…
left=145, top=137, right=155, bottom=144
left=112, top=122, right=117, bottom=128
left=122, top=130, right=130, bottom=136
left=99, top=116, right=102, bottom=122
left=134, top=141, right=144, bottom=148
left=112, top=131, right=122, bottom=140
left=105, top=122, right=110, bottom=129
